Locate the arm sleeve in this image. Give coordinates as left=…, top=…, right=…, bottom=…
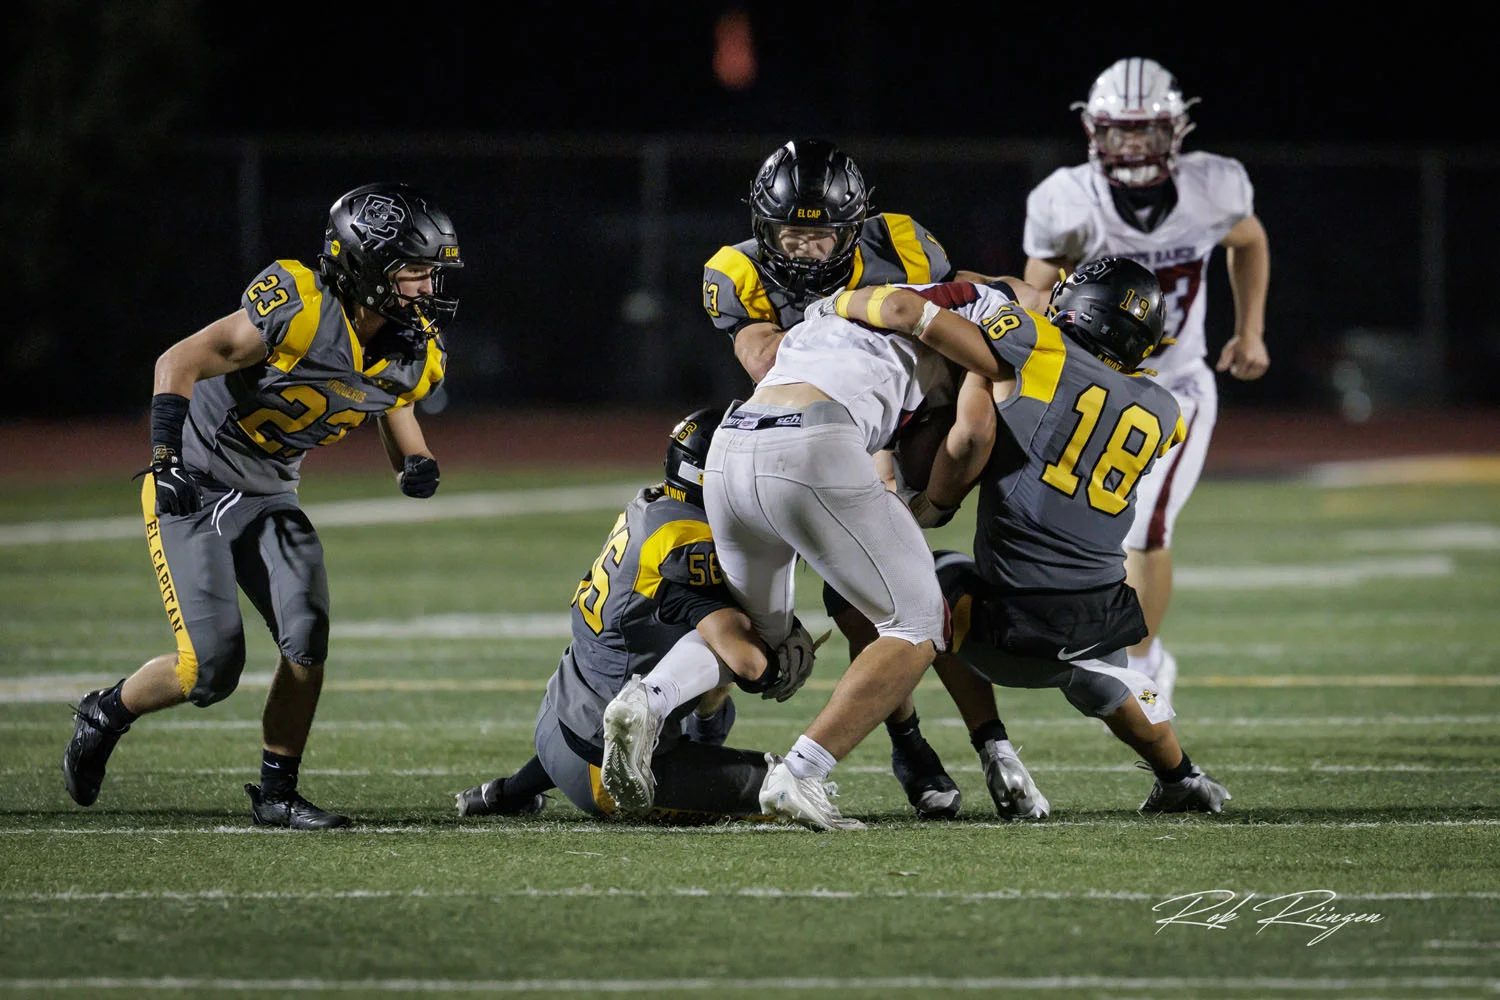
left=656, top=578, right=738, bottom=628
left=1021, top=174, right=1090, bottom=262
left=242, top=261, right=308, bottom=351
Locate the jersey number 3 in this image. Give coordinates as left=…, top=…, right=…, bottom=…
left=1041, top=384, right=1162, bottom=515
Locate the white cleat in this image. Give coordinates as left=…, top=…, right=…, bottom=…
left=600, top=675, right=661, bottom=817
left=980, top=740, right=1050, bottom=821
left=758, top=754, right=867, bottom=831
left=1140, top=765, right=1231, bottom=814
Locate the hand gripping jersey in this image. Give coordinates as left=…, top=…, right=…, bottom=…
left=1022, top=152, right=1252, bottom=376
left=929, top=283, right=1187, bottom=591
left=701, top=213, right=955, bottom=338
left=552, top=488, right=738, bottom=754
left=183, top=260, right=446, bottom=494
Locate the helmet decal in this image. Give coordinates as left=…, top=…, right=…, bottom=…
left=353, top=194, right=407, bottom=243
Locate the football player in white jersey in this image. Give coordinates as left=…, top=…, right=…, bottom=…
left=1021, top=57, right=1271, bottom=702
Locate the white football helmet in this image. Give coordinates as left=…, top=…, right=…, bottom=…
left=1072, top=57, right=1199, bottom=187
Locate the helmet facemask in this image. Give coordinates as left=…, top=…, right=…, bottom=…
left=752, top=217, right=862, bottom=296
left=371, top=259, right=461, bottom=346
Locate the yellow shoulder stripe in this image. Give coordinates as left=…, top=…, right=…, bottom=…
left=266, top=260, right=323, bottom=374
left=1159, top=413, right=1188, bottom=457
left=846, top=245, right=866, bottom=288
left=395, top=339, right=447, bottom=408
left=706, top=247, right=774, bottom=322
left=1019, top=312, right=1067, bottom=404
left=633, top=519, right=714, bottom=599
left=879, top=213, right=932, bottom=284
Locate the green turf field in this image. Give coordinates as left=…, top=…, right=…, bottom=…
left=2, top=465, right=1497, bottom=999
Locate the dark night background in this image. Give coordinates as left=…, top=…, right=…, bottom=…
left=4, top=3, right=1495, bottom=422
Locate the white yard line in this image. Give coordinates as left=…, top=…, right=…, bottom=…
left=2, top=819, right=1498, bottom=836
left=1, top=975, right=1497, bottom=993
left=0, top=484, right=643, bottom=546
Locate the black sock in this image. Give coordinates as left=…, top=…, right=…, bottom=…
left=260, top=750, right=301, bottom=799
left=969, top=719, right=1010, bottom=752
left=1157, top=752, right=1194, bottom=783
left=97, top=680, right=137, bottom=730
left=506, top=755, right=554, bottom=798
left=885, top=710, right=923, bottom=747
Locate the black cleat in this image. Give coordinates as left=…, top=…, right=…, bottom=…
left=245, top=783, right=350, bottom=829
left=454, top=777, right=547, bottom=817
left=62, top=687, right=130, bottom=807
left=891, top=736, right=962, bottom=819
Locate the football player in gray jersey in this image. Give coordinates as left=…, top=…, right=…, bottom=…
left=820, top=259, right=1231, bottom=822
left=62, top=182, right=463, bottom=829
left=456, top=410, right=821, bottom=823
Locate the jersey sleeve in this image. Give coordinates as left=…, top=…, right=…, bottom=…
left=656, top=578, right=737, bottom=628
left=242, top=260, right=318, bottom=352
left=703, top=246, right=777, bottom=339
left=905, top=216, right=955, bottom=282
left=390, top=338, right=448, bottom=410
left=1022, top=171, right=1091, bottom=261
left=1204, top=154, right=1255, bottom=224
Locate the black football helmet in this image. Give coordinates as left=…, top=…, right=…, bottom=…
left=1046, top=257, right=1166, bottom=373
left=663, top=407, right=719, bottom=507
left=748, top=138, right=869, bottom=297
left=319, top=182, right=463, bottom=344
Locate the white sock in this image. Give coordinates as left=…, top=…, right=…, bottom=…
left=643, top=631, right=722, bottom=718
left=785, top=735, right=837, bottom=780
left=1128, top=637, right=1163, bottom=679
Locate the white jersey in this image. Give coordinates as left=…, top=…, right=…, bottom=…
left=1023, top=151, right=1253, bottom=376
left=759, top=309, right=948, bottom=455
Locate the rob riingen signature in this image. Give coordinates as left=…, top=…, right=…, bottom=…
left=1154, top=890, right=1384, bottom=946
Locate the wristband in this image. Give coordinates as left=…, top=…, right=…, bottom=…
left=150, top=393, right=191, bottom=453
left=910, top=300, right=942, bottom=339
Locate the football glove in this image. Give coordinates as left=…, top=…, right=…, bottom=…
left=901, top=489, right=957, bottom=529
left=147, top=446, right=202, bottom=517
left=762, top=618, right=831, bottom=703
left=399, top=455, right=440, bottom=498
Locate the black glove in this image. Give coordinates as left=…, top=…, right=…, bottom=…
left=399, top=455, right=440, bottom=498
left=149, top=446, right=203, bottom=516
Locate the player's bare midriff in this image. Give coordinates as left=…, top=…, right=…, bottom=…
left=746, top=382, right=833, bottom=408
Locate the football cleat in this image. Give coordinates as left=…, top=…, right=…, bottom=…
left=980, top=740, right=1050, bottom=821
left=682, top=695, right=736, bottom=747
left=454, top=777, right=547, bottom=817
left=62, top=687, right=130, bottom=807
left=758, top=753, right=866, bottom=831
left=1140, top=765, right=1231, bottom=814
left=600, top=675, right=662, bottom=817
left=245, top=783, right=350, bottom=829
left=890, top=735, right=962, bottom=819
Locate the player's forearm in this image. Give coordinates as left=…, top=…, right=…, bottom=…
left=926, top=373, right=995, bottom=509
left=733, top=324, right=784, bottom=383
left=379, top=406, right=433, bottom=474
left=1226, top=241, right=1270, bottom=341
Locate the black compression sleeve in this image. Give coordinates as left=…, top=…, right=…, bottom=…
left=150, top=393, right=192, bottom=453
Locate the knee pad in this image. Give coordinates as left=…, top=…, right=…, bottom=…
left=186, top=631, right=247, bottom=708
left=1060, top=667, right=1133, bottom=719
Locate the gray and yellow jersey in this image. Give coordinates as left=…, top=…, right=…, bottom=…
left=701, top=213, right=954, bottom=339
left=552, top=488, right=738, bottom=753
left=927, top=282, right=1186, bottom=591
left=182, top=259, right=446, bottom=494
